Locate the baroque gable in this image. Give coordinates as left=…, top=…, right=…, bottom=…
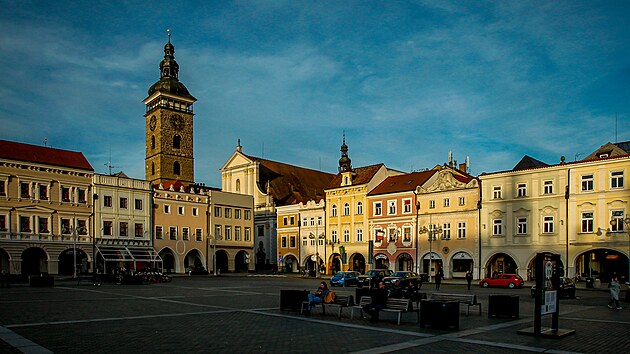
left=425, top=170, right=466, bottom=192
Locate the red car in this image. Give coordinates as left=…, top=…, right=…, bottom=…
left=479, top=274, right=524, bottom=289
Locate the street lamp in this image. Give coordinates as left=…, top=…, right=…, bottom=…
left=327, top=238, right=340, bottom=274
left=415, top=200, right=420, bottom=275
left=418, top=222, right=443, bottom=282
left=209, top=234, right=222, bottom=276
left=610, top=216, right=630, bottom=284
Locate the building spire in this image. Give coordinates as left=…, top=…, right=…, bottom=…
left=160, top=29, right=179, bottom=80
left=338, top=131, right=352, bottom=172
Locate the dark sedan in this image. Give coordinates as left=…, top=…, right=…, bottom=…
left=382, top=271, right=423, bottom=289
left=357, top=269, right=393, bottom=288
left=531, top=277, right=576, bottom=299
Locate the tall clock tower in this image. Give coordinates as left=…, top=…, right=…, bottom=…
left=144, top=33, right=196, bottom=185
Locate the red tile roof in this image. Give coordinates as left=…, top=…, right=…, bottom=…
left=0, top=139, right=93, bottom=171
left=245, top=154, right=335, bottom=206
left=368, top=170, right=437, bottom=196
left=326, top=163, right=385, bottom=189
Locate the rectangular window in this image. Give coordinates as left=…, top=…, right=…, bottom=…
left=104, top=195, right=112, bottom=207
left=581, top=212, right=594, bottom=233
left=234, top=209, right=241, bottom=219
left=120, top=222, right=128, bottom=237
left=281, top=236, right=287, bottom=248
left=245, top=227, right=251, bottom=241
left=235, top=226, right=242, bottom=241
left=310, top=218, right=315, bottom=226
left=403, top=199, right=412, bottom=213
left=182, top=227, right=189, bottom=240
left=357, top=228, right=364, bottom=242
left=164, top=205, right=171, bottom=214
left=155, top=226, right=163, bottom=239
left=135, top=223, right=143, bottom=237
left=38, top=217, right=49, bottom=233
left=374, top=202, right=382, bottom=216
left=443, top=198, right=450, bottom=207
left=39, top=185, right=48, bottom=200
left=77, top=189, right=86, bottom=203
left=343, top=229, right=350, bottom=243
left=61, top=186, right=70, bottom=202
left=388, top=200, right=396, bottom=215
left=543, top=216, right=554, bottom=233
left=0, top=215, right=6, bottom=231
left=195, top=228, right=203, bottom=241
left=245, top=210, right=251, bottom=220
left=611, top=171, right=624, bottom=189
left=192, top=207, right=198, bottom=216
left=61, top=218, right=71, bottom=234
left=225, top=208, right=231, bottom=218
left=611, top=210, right=625, bottom=232
left=0, top=180, right=5, bottom=196
left=135, top=199, right=143, bottom=210
left=20, top=216, right=31, bottom=232
left=178, top=206, right=184, bottom=215
left=517, top=183, right=527, bottom=197
left=457, top=222, right=466, bottom=239
left=516, top=217, right=527, bottom=235
left=77, top=220, right=87, bottom=235
left=317, top=217, right=322, bottom=226
left=257, top=225, right=264, bottom=237
left=21, top=182, right=31, bottom=198
left=581, top=174, right=594, bottom=191
left=214, top=207, right=221, bottom=217
left=492, top=219, right=503, bottom=236
left=120, top=198, right=128, bottom=209
left=459, top=197, right=465, bottom=206
left=303, top=218, right=308, bottom=226
left=289, top=235, right=295, bottom=247
left=429, top=200, right=435, bottom=209
left=302, top=237, right=308, bottom=246
left=290, top=216, right=295, bottom=225
left=169, top=227, right=177, bottom=240
left=442, top=223, right=451, bottom=239
left=283, top=217, right=288, bottom=226
left=215, top=225, right=222, bottom=238
left=543, top=180, right=553, bottom=194
left=224, top=226, right=231, bottom=240
left=103, top=221, right=113, bottom=236
left=493, top=186, right=502, bottom=199
left=331, top=230, right=337, bottom=243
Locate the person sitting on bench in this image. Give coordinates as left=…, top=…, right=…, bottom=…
left=305, top=282, right=329, bottom=316
left=363, top=281, right=388, bottom=322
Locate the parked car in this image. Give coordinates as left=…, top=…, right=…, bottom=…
left=382, top=271, right=423, bottom=289
left=357, top=269, right=393, bottom=288
left=330, top=271, right=360, bottom=287
left=530, top=277, right=576, bottom=298
left=479, top=274, right=524, bottom=288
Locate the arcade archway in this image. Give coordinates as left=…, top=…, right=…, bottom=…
left=486, top=253, right=517, bottom=277
left=21, top=247, right=48, bottom=275
left=349, top=253, right=366, bottom=273
left=329, top=253, right=341, bottom=274
left=574, top=248, right=628, bottom=283
left=374, top=253, right=390, bottom=270
left=0, top=248, right=11, bottom=273
left=283, top=254, right=298, bottom=273
left=235, top=250, right=249, bottom=273
left=216, top=250, right=229, bottom=273
left=58, top=248, right=88, bottom=276
left=184, top=249, right=204, bottom=273
left=422, top=252, right=443, bottom=277
left=396, top=253, right=413, bottom=271
left=159, top=248, right=176, bottom=273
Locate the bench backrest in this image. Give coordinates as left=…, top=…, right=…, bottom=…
left=429, top=293, right=476, bottom=303
left=385, top=298, right=412, bottom=311
left=358, top=296, right=372, bottom=306
left=332, top=295, right=353, bottom=306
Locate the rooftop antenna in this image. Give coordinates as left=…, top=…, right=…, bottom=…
left=104, top=145, right=118, bottom=175
left=43, top=138, right=48, bottom=147
left=167, top=28, right=171, bottom=42
left=615, top=112, right=618, bottom=143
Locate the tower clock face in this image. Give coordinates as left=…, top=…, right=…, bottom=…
left=149, top=116, right=157, bottom=131
left=171, top=114, right=184, bottom=130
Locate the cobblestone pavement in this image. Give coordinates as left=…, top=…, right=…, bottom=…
left=0, top=276, right=628, bottom=353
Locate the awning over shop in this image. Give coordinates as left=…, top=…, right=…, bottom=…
left=96, top=245, right=163, bottom=270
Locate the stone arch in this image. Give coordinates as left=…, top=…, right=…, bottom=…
left=448, top=250, right=474, bottom=279
left=0, top=248, right=10, bottom=273
left=395, top=252, right=413, bottom=272
left=184, top=248, right=205, bottom=273
left=573, top=247, right=628, bottom=283
left=21, top=247, right=49, bottom=275
left=58, top=247, right=89, bottom=276
left=234, top=250, right=249, bottom=273
left=349, top=253, right=366, bottom=273
left=283, top=253, right=299, bottom=273
left=484, top=251, right=519, bottom=278
left=158, top=247, right=177, bottom=274
left=374, top=252, right=390, bottom=270
left=216, top=249, right=229, bottom=274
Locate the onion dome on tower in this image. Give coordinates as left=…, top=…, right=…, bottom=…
left=338, top=132, right=352, bottom=172
left=147, top=29, right=195, bottom=100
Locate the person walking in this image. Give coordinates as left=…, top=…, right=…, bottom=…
left=607, top=273, right=622, bottom=310
left=465, top=270, right=473, bottom=290
left=435, top=268, right=443, bottom=290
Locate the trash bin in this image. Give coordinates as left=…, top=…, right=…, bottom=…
left=593, top=279, right=601, bottom=288
left=585, top=277, right=594, bottom=288
left=420, top=300, right=459, bottom=329
left=488, top=295, right=519, bottom=318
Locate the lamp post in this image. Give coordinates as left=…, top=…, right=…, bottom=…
left=415, top=200, right=420, bottom=275
left=418, top=222, right=443, bottom=282
left=209, top=234, right=222, bottom=276
left=328, top=238, right=340, bottom=274
left=610, top=216, right=630, bottom=284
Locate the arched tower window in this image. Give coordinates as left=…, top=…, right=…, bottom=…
left=236, top=179, right=241, bottom=192
left=151, top=136, right=155, bottom=149
left=173, top=135, right=181, bottom=149
left=173, top=161, right=180, bottom=175
left=151, top=162, right=155, bottom=175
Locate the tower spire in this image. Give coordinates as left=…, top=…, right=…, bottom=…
left=338, top=131, right=352, bottom=172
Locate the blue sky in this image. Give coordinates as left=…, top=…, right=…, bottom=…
left=1, top=1, right=628, bottom=187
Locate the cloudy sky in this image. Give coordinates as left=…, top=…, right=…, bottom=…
left=1, top=1, right=628, bottom=187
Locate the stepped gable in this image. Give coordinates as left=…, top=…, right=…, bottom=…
left=368, top=170, right=437, bottom=196
left=0, top=139, right=93, bottom=171
left=245, top=155, right=335, bottom=206
left=512, top=155, right=548, bottom=171
left=326, top=163, right=384, bottom=189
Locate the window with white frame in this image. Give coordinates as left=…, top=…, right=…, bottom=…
left=543, top=180, right=553, bottom=194
left=169, top=227, right=177, bottom=240
left=492, top=219, right=503, bottom=236
left=581, top=212, right=593, bottom=233
left=611, top=171, right=624, bottom=189
left=516, top=217, right=527, bottom=234
left=343, top=203, right=350, bottom=216
left=611, top=210, right=625, bottom=232
left=543, top=216, right=554, bottom=233
left=343, top=229, right=350, bottom=242
left=245, top=210, right=251, bottom=220
left=317, top=216, right=322, bottom=226
left=120, top=198, right=128, bottom=209
left=244, top=227, right=251, bottom=241
left=388, top=228, right=397, bottom=242
left=459, top=197, right=465, bottom=206
left=444, top=198, right=450, bottom=207
left=215, top=225, right=222, bottom=237
left=155, top=226, right=163, bottom=239
left=310, top=237, right=315, bottom=246
left=310, top=218, right=315, bottom=226
left=302, top=237, right=308, bottom=246
left=289, top=235, right=295, bottom=247
left=214, top=207, right=221, bottom=217
left=302, top=218, right=308, bottom=226
left=403, top=227, right=411, bottom=242
left=195, top=228, right=203, bottom=241
left=281, top=236, right=287, bottom=248
left=164, top=205, right=171, bottom=214
left=357, top=228, right=363, bottom=242
left=225, top=208, right=231, bottom=218
left=388, top=200, right=396, bottom=215
left=331, top=204, right=337, bottom=217
left=224, top=226, right=231, bottom=240
left=135, top=199, right=143, bottom=210
left=191, top=207, right=198, bottom=216
left=282, top=217, right=288, bottom=226
left=182, top=227, right=189, bottom=240
left=429, top=200, right=435, bottom=209
left=493, top=186, right=502, bottom=199
left=374, top=202, right=382, bottom=216
left=331, top=230, right=337, bottom=243
left=403, top=199, right=412, bottom=213
left=457, top=222, right=466, bottom=239
left=357, top=201, right=363, bottom=215
left=581, top=174, right=594, bottom=191
left=103, top=221, right=112, bottom=236
left=517, top=183, right=527, bottom=197
left=178, top=206, right=184, bottom=215
left=235, top=226, right=241, bottom=241
left=442, top=223, right=451, bottom=239
left=234, top=209, right=241, bottom=219
left=104, top=196, right=112, bottom=207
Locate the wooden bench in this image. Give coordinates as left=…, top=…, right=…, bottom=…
left=428, top=293, right=481, bottom=316
left=351, top=296, right=418, bottom=325
left=301, top=294, right=354, bottom=318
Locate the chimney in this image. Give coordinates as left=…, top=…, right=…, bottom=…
left=459, top=163, right=467, bottom=173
